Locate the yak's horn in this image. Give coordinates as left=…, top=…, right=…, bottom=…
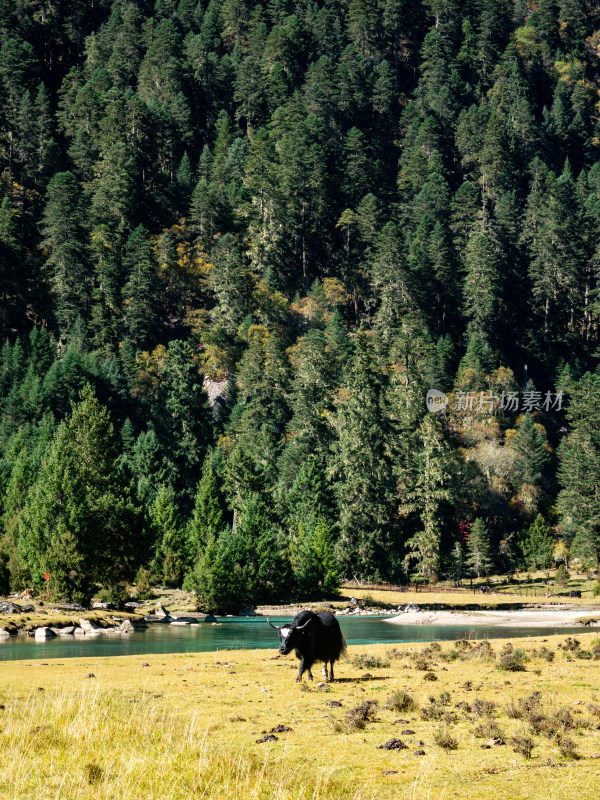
left=267, top=617, right=280, bottom=630
left=295, top=619, right=311, bottom=631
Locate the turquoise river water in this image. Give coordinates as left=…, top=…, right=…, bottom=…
left=0, top=615, right=588, bottom=662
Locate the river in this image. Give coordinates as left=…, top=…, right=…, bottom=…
left=0, top=615, right=587, bottom=662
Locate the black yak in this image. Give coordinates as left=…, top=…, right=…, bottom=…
left=268, top=610, right=347, bottom=682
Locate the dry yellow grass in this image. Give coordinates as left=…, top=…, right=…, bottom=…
left=339, top=586, right=600, bottom=608
left=2, top=632, right=600, bottom=799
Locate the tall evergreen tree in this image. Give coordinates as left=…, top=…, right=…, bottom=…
left=18, top=387, right=142, bottom=591
left=41, top=172, right=90, bottom=332
left=334, top=331, right=395, bottom=580
left=465, top=518, right=493, bottom=578
left=558, top=373, right=600, bottom=567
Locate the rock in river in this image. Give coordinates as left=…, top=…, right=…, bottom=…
left=34, top=627, right=56, bottom=640
left=79, top=618, right=102, bottom=633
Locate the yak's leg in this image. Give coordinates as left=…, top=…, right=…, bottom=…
left=296, top=657, right=306, bottom=683
left=307, top=668, right=314, bottom=681
left=329, top=661, right=335, bottom=681
left=322, top=663, right=328, bottom=680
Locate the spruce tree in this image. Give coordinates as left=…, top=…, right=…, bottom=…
left=18, top=386, right=142, bottom=592
left=558, top=373, right=600, bottom=567
left=187, top=451, right=227, bottom=565
left=465, top=518, right=493, bottom=578
left=522, top=514, right=554, bottom=570
left=334, top=330, right=395, bottom=580
left=41, top=172, right=90, bottom=333
left=403, top=416, right=453, bottom=581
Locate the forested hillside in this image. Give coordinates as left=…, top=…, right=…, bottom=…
left=1, top=0, right=600, bottom=609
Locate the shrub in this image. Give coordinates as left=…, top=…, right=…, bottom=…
left=552, top=707, right=577, bottom=732
left=433, top=726, right=458, bottom=749
left=528, top=712, right=553, bottom=736
left=556, top=735, right=580, bottom=760
left=385, top=647, right=402, bottom=660
left=560, top=637, right=580, bottom=652
left=413, top=655, right=432, bottom=670
left=84, top=763, right=103, bottom=785
left=510, top=732, right=534, bottom=758
left=352, top=654, right=390, bottom=669
left=497, top=643, right=528, bottom=672
left=441, top=648, right=461, bottom=662
left=339, top=701, right=379, bottom=732
left=0, top=549, right=9, bottom=596
left=162, top=549, right=182, bottom=588
left=555, top=564, right=570, bottom=587
left=593, top=582, right=600, bottom=597
left=134, top=567, right=154, bottom=601
left=424, top=672, right=438, bottom=681
left=99, top=582, right=130, bottom=609
left=472, top=698, right=496, bottom=717
left=385, top=690, right=418, bottom=713
left=473, top=719, right=504, bottom=741
left=421, top=693, right=450, bottom=721
left=43, top=530, right=92, bottom=606
left=454, top=639, right=472, bottom=651
left=467, top=640, right=495, bottom=662
left=506, top=691, right=542, bottom=719
left=536, top=646, right=555, bottom=662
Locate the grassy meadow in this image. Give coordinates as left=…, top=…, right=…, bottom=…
left=1, top=632, right=600, bottom=799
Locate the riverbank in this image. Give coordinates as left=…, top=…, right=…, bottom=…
left=386, top=607, right=600, bottom=628
left=2, top=632, right=600, bottom=799
left=4, top=585, right=600, bottom=639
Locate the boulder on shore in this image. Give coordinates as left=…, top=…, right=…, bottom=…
left=79, top=618, right=102, bottom=633
left=119, top=619, right=135, bottom=633
left=34, top=626, right=56, bottom=640
left=0, top=600, right=35, bottom=613
left=56, top=626, right=76, bottom=636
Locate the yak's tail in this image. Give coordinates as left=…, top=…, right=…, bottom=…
left=339, top=630, right=349, bottom=661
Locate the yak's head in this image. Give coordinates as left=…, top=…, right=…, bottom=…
left=268, top=618, right=311, bottom=655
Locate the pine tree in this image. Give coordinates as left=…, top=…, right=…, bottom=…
left=509, top=413, right=550, bottom=488
left=0, top=195, right=22, bottom=334
left=465, top=518, right=493, bottom=577
left=334, top=331, right=395, bottom=580
left=18, top=386, right=142, bottom=591
left=157, top=340, right=214, bottom=503
left=522, top=514, right=554, bottom=570
left=150, top=483, right=184, bottom=586
left=403, top=416, right=453, bottom=581
left=44, top=530, right=91, bottom=605
left=122, top=225, right=160, bottom=351
left=449, top=540, right=465, bottom=585
left=41, top=172, right=90, bottom=333
left=187, top=451, right=227, bottom=564
left=558, top=373, right=600, bottom=567
left=463, top=218, right=501, bottom=346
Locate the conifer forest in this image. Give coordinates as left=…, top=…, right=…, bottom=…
left=1, top=0, right=600, bottom=611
